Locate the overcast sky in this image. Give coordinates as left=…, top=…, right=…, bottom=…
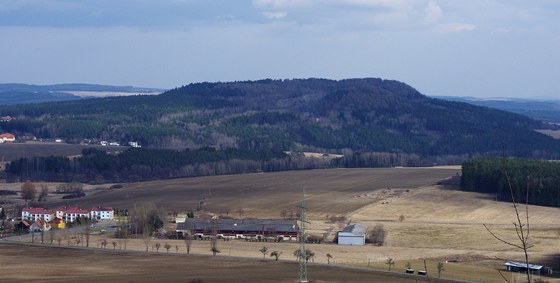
left=1, top=0, right=559, bottom=98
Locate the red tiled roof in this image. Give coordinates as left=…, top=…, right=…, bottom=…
left=23, top=207, right=53, bottom=214
left=56, top=206, right=88, bottom=214
left=0, top=133, right=15, bottom=139
left=64, top=207, right=88, bottom=214
left=91, top=206, right=113, bottom=211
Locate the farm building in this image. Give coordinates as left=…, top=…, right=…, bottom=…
left=505, top=261, right=552, bottom=276
left=176, top=219, right=299, bottom=240
left=337, top=223, right=367, bottom=245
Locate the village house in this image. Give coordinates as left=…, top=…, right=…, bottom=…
left=22, top=206, right=114, bottom=229
left=56, top=207, right=89, bottom=223
left=0, top=133, right=16, bottom=143
left=1, top=115, right=14, bottom=122
left=22, top=207, right=54, bottom=222
left=90, top=207, right=114, bottom=220
left=29, top=219, right=51, bottom=232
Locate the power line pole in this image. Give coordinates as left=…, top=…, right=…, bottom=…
left=298, top=188, right=309, bottom=283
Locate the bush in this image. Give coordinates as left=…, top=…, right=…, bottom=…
left=61, top=192, right=86, bottom=199
left=0, top=190, right=17, bottom=195
left=367, top=224, right=386, bottom=246
left=55, top=182, right=84, bottom=194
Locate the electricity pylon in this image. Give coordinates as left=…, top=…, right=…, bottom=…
left=298, top=188, right=309, bottom=283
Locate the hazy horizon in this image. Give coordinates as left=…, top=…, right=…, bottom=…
left=1, top=1, right=559, bottom=99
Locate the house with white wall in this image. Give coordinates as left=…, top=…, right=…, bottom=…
left=56, top=207, right=89, bottom=223
left=90, top=207, right=114, bottom=220
left=22, top=207, right=54, bottom=222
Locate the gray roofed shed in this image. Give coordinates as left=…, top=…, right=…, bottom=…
left=337, top=223, right=367, bottom=245
left=176, top=219, right=299, bottom=236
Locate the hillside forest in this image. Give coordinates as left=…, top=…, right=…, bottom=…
left=1, top=79, right=558, bottom=159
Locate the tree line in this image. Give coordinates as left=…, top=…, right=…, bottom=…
left=461, top=157, right=560, bottom=207
left=4, top=146, right=474, bottom=183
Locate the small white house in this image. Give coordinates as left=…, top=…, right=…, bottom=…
left=337, top=223, right=367, bottom=245
left=90, top=207, right=114, bottom=220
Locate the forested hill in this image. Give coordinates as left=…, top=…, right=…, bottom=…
left=0, top=78, right=559, bottom=159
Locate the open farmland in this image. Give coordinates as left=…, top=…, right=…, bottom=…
left=0, top=142, right=126, bottom=161
left=0, top=243, right=446, bottom=283
left=48, top=167, right=460, bottom=218
left=5, top=166, right=560, bottom=282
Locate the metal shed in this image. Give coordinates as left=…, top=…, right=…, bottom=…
left=505, top=261, right=553, bottom=276
left=337, top=223, right=367, bottom=245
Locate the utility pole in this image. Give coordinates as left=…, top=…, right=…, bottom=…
left=298, top=188, right=309, bottom=283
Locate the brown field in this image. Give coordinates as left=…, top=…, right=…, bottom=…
left=0, top=142, right=126, bottom=162
left=0, top=243, right=445, bottom=283
left=4, top=166, right=560, bottom=282
left=48, top=167, right=460, bottom=218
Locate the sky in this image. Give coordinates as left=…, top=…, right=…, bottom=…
left=1, top=0, right=559, bottom=98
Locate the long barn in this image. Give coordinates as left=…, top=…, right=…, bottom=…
left=176, top=219, right=299, bottom=241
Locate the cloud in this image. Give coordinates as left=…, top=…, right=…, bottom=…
left=339, top=0, right=409, bottom=8
left=436, top=22, right=476, bottom=33
left=252, top=0, right=311, bottom=8
left=423, top=0, right=442, bottom=25
left=262, top=12, right=288, bottom=19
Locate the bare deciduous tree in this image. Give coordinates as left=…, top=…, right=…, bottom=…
left=142, top=225, right=152, bottom=252
left=483, top=150, right=532, bottom=283
left=259, top=246, right=268, bottom=259
left=184, top=219, right=193, bottom=254
left=155, top=242, right=161, bottom=252
left=38, top=185, right=49, bottom=202
left=21, top=182, right=36, bottom=205
left=210, top=237, right=220, bottom=256
left=385, top=257, right=395, bottom=271
left=112, top=241, right=117, bottom=250
left=270, top=251, right=282, bottom=261
left=326, top=253, right=333, bottom=264
left=437, top=262, right=445, bottom=278
left=293, top=249, right=315, bottom=263
left=164, top=243, right=171, bottom=253
left=368, top=224, right=386, bottom=246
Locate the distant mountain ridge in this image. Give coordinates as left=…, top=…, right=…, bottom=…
left=435, top=96, right=560, bottom=124
left=0, top=78, right=559, bottom=159
left=0, top=83, right=165, bottom=105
